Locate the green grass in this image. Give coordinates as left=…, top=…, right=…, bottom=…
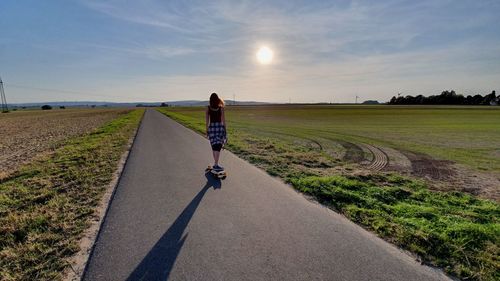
left=157, top=106, right=500, bottom=281
left=291, top=175, right=499, bottom=280
left=159, top=105, right=500, bottom=172
left=0, top=109, right=143, bottom=281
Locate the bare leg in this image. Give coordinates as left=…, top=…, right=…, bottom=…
left=213, top=150, right=220, bottom=166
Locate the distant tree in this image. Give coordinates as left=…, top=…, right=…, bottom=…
left=482, top=90, right=497, bottom=105
left=471, top=94, right=483, bottom=105
left=136, top=104, right=144, bottom=107
left=414, top=95, right=425, bottom=104
left=41, top=105, right=52, bottom=110
left=387, top=90, right=497, bottom=105
left=59, top=106, right=66, bottom=109
left=91, top=105, right=96, bottom=108
left=362, top=100, right=379, bottom=104
left=160, top=102, right=168, bottom=107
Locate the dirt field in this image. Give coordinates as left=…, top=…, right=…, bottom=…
left=0, top=108, right=131, bottom=178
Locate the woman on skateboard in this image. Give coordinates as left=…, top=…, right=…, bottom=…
left=206, top=93, right=227, bottom=171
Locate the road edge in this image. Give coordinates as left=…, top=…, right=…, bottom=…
left=63, top=110, right=145, bottom=281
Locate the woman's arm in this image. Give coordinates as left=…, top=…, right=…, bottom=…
left=221, top=107, right=226, bottom=129
left=205, top=107, right=209, bottom=137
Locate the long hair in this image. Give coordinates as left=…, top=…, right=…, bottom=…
left=209, top=93, right=224, bottom=108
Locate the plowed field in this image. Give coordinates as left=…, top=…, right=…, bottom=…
left=0, top=109, right=131, bottom=178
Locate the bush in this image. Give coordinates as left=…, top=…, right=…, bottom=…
left=41, top=105, right=52, bottom=110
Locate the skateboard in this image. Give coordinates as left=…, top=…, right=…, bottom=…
left=205, top=166, right=227, bottom=180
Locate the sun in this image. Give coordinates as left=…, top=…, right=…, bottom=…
left=256, top=46, right=274, bottom=65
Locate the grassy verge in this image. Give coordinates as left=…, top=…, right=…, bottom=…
left=0, top=109, right=144, bottom=280
left=292, top=175, right=499, bottom=280
left=157, top=108, right=500, bottom=281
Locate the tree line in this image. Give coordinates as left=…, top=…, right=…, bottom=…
left=389, top=90, right=498, bottom=105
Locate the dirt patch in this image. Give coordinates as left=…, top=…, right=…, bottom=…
left=492, top=150, right=500, bottom=158
left=403, top=151, right=455, bottom=181
left=309, top=139, right=323, bottom=150
left=338, top=141, right=365, bottom=163
left=380, top=146, right=413, bottom=173
left=431, top=164, right=500, bottom=202
left=0, top=109, right=130, bottom=177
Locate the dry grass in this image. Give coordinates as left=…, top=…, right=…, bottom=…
left=0, top=109, right=144, bottom=280
left=0, top=109, right=131, bottom=177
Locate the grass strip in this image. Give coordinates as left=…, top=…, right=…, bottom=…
left=291, top=175, right=499, bottom=281
left=157, top=108, right=500, bottom=281
left=0, top=109, right=144, bottom=280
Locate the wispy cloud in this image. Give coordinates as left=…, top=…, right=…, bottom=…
left=4, top=0, right=499, bottom=102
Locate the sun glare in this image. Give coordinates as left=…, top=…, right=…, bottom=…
left=256, top=46, right=274, bottom=65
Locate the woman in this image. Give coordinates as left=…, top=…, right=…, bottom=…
left=206, top=93, right=227, bottom=170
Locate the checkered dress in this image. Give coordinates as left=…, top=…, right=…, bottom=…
left=208, top=122, right=227, bottom=146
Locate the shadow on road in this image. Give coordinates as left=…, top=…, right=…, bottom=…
left=126, top=174, right=221, bottom=281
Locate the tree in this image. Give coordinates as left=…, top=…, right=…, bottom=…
left=362, top=100, right=379, bottom=104
left=41, top=105, right=52, bottom=110
left=482, top=90, right=497, bottom=105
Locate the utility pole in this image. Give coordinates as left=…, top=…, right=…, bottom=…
left=233, top=93, right=235, bottom=106
left=355, top=95, right=359, bottom=104
left=0, top=76, right=8, bottom=113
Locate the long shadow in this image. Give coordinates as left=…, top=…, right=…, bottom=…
left=126, top=174, right=221, bottom=281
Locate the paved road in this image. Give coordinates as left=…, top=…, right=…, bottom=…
left=83, top=109, right=450, bottom=281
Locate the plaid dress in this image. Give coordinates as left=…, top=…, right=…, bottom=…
left=208, top=122, right=227, bottom=146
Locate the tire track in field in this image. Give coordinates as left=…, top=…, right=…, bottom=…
left=259, top=130, right=324, bottom=151
left=359, top=144, right=389, bottom=171
left=240, top=128, right=390, bottom=172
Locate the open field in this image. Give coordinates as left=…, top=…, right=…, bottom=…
left=0, top=109, right=144, bottom=280
left=157, top=105, right=500, bottom=281
left=0, top=109, right=133, bottom=178
left=159, top=105, right=500, bottom=200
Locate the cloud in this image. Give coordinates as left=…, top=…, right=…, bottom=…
left=9, top=0, right=499, bottom=103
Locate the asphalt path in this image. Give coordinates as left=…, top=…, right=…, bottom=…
left=83, top=109, right=450, bottom=281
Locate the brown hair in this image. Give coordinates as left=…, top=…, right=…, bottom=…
left=209, top=92, right=224, bottom=108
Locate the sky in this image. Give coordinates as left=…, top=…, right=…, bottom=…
left=1, top=0, right=499, bottom=103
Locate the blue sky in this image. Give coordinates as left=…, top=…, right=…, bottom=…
left=1, top=0, right=499, bottom=103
